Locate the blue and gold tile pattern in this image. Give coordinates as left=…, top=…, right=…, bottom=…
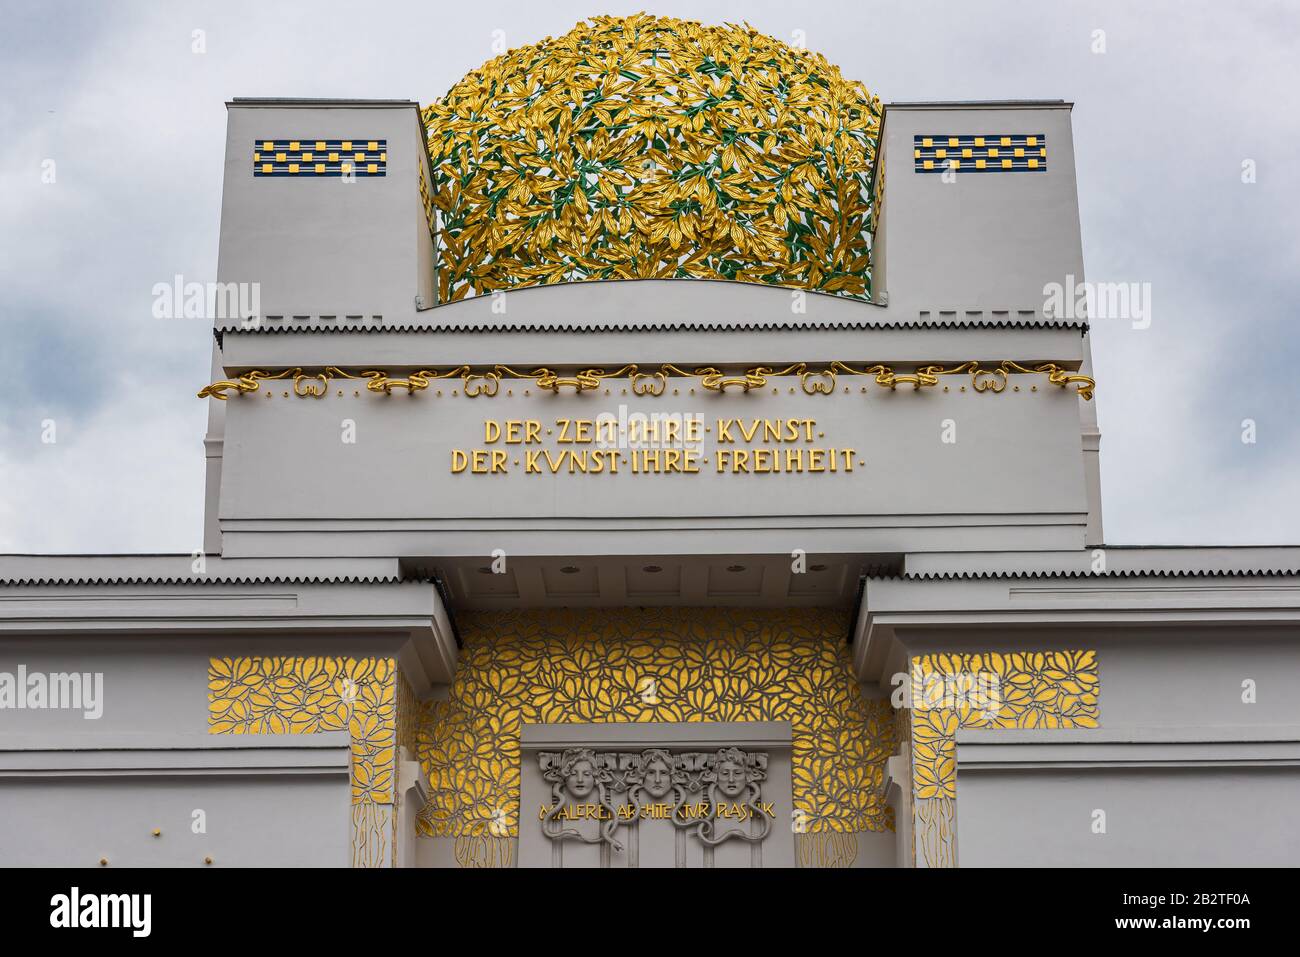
left=914, top=134, right=1045, bottom=173
left=252, top=139, right=387, bottom=177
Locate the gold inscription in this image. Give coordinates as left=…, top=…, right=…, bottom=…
left=453, top=418, right=859, bottom=477
left=538, top=802, right=777, bottom=821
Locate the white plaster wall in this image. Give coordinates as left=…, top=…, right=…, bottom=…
left=957, top=766, right=1300, bottom=866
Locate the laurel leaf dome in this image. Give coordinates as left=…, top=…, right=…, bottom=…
left=421, top=14, right=882, bottom=303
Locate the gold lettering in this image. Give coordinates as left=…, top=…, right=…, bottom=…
left=459, top=418, right=856, bottom=480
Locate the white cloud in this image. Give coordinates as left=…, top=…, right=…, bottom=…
left=0, top=388, right=203, bottom=553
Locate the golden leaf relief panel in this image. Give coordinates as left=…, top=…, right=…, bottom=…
left=421, top=13, right=882, bottom=302
left=207, top=656, right=398, bottom=806
left=907, top=650, right=1099, bottom=867
left=414, top=607, right=898, bottom=838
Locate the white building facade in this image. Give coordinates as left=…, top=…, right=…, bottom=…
left=2, top=17, right=1298, bottom=868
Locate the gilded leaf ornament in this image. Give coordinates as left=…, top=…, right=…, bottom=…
left=907, top=650, right=1099, bottom=866
left=208, top=656, right=399, bottom=806
left=414, top=607, right=899, bottom=838
left=420, top=14, right=883, bottom=302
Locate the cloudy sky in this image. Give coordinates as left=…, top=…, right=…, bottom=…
left=1, top=0, right=1297, bottom=553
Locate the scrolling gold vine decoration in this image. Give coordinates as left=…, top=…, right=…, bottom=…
left=198, top=361, right=1094, bottom=401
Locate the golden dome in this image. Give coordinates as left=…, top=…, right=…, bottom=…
left=421, top=13, right=882, bottom=303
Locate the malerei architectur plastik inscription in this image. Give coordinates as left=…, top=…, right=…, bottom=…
left=538, top=747, right=775, bottom=853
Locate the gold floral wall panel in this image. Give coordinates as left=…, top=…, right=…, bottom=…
left=207, top=656, right=401, bottom=866
left=415, top=607, right=898, bottom=839
left=908, top=650, right=1099, bottom=867
left=421, top=14, right=882, bottom=302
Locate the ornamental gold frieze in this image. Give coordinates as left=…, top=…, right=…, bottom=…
left=906, top=650, right=1099, bottom=868
left=207, top=656, right=399, bottom=806
left=415, top=607, right=899, bottom=839
left=197, top=360, right=1095, bottom=401
left=208, top=656, right=409, bottom=867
